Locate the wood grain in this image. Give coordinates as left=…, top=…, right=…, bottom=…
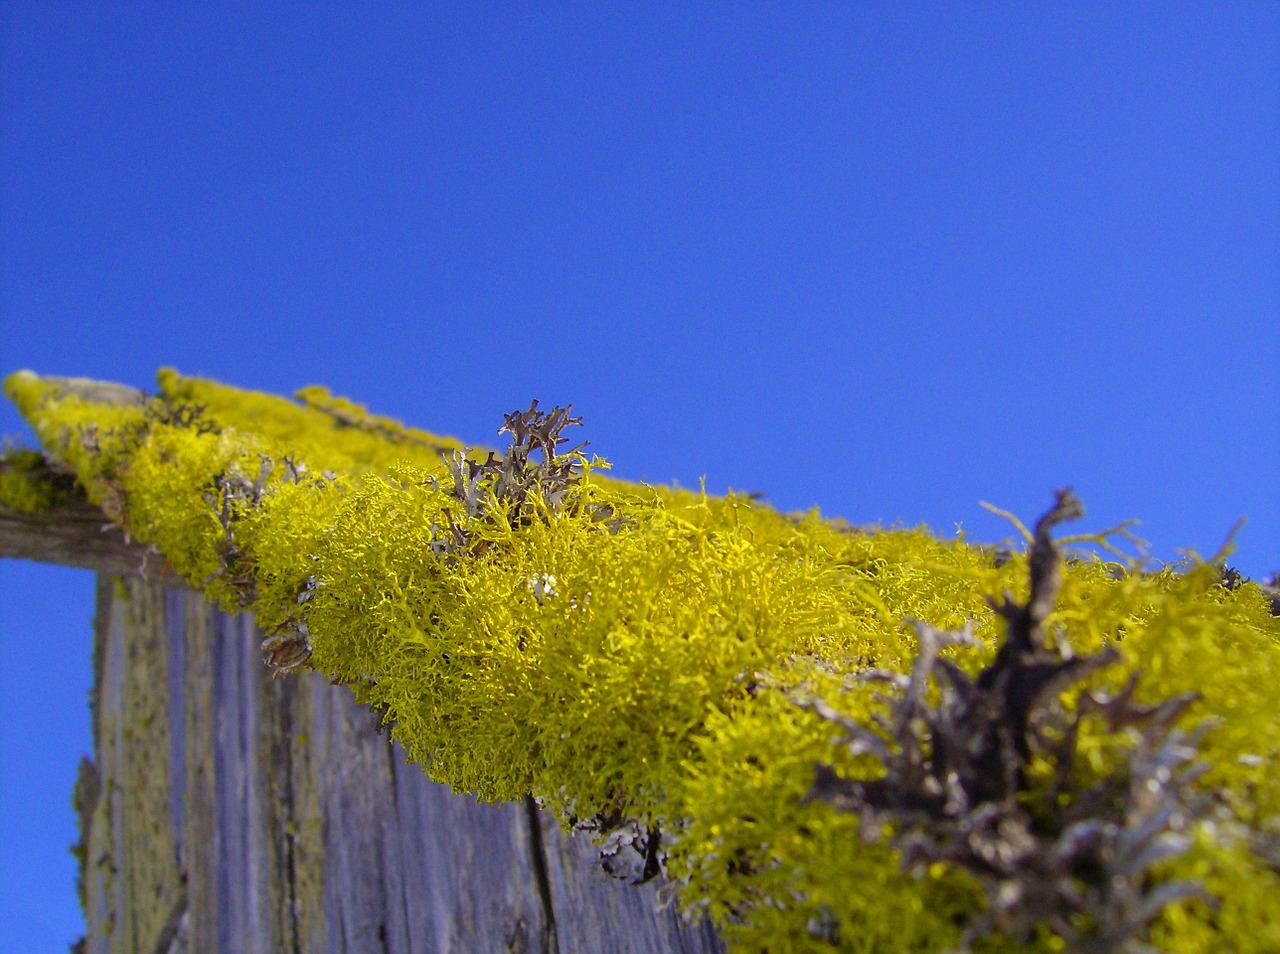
left=0, top=497, right=184, bottom=582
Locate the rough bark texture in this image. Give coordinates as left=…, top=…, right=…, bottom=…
left=75, top=575, right=725, bottom=954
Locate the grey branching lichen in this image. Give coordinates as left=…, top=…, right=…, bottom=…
left=492, top=400, right=588, bottom=509
left=198, top=450, right=322, bottom=677
left=460, top=399, right=585, bottom=511
left=802, top=489, right=1216, bottom=952
left=572, top=809, right=666, bottom=885
left=433, top=400, right=619, bottom=556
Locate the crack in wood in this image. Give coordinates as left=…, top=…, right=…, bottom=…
left=277, top=677, right=304, bottom=954
left=524, top=795, right=560, bottom=954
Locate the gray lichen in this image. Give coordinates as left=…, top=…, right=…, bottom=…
left=801, top=490, right=1217, bottom=952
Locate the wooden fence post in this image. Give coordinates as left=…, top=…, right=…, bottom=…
left=72, top=574, right=724, bottom=954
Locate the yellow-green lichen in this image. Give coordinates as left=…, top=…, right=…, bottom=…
left=0, top=445, right=72, bottom=513
left=7, top=367, right=1278, bottom=952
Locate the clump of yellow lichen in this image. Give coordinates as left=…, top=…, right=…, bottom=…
left=5, top=367, right=1278, bottom=953
left=0, top=445, right=71, bottom=513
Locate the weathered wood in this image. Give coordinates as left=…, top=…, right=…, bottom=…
left=76, top=576, right=725, bottom=953
left=0, top=498, right=183, bottom=582
left=77, top=577, right=186, bottom=954
left=539, top=814, right=725, bottom=954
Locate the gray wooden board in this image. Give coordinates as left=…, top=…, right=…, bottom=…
left=539, top=816, right=726, bottom=954
left=211, top=610, right=278, bottom=954
left=387, top=742, right=550, bottom=953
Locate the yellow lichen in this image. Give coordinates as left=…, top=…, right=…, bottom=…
left=6, top=367, right=1278, bottom=952
left=0, top=446, right=70, bottom=513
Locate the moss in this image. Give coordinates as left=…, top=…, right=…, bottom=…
left=7, top=367, right=1279, bottom=951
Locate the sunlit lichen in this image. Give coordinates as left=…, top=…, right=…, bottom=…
left=6, top=367, right=1278, bottom=952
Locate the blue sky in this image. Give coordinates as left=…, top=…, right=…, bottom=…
left=2, top=4, right=1277, bottom=949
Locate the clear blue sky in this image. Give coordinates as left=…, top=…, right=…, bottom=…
left=2, top=4, right=1276, bottom=949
